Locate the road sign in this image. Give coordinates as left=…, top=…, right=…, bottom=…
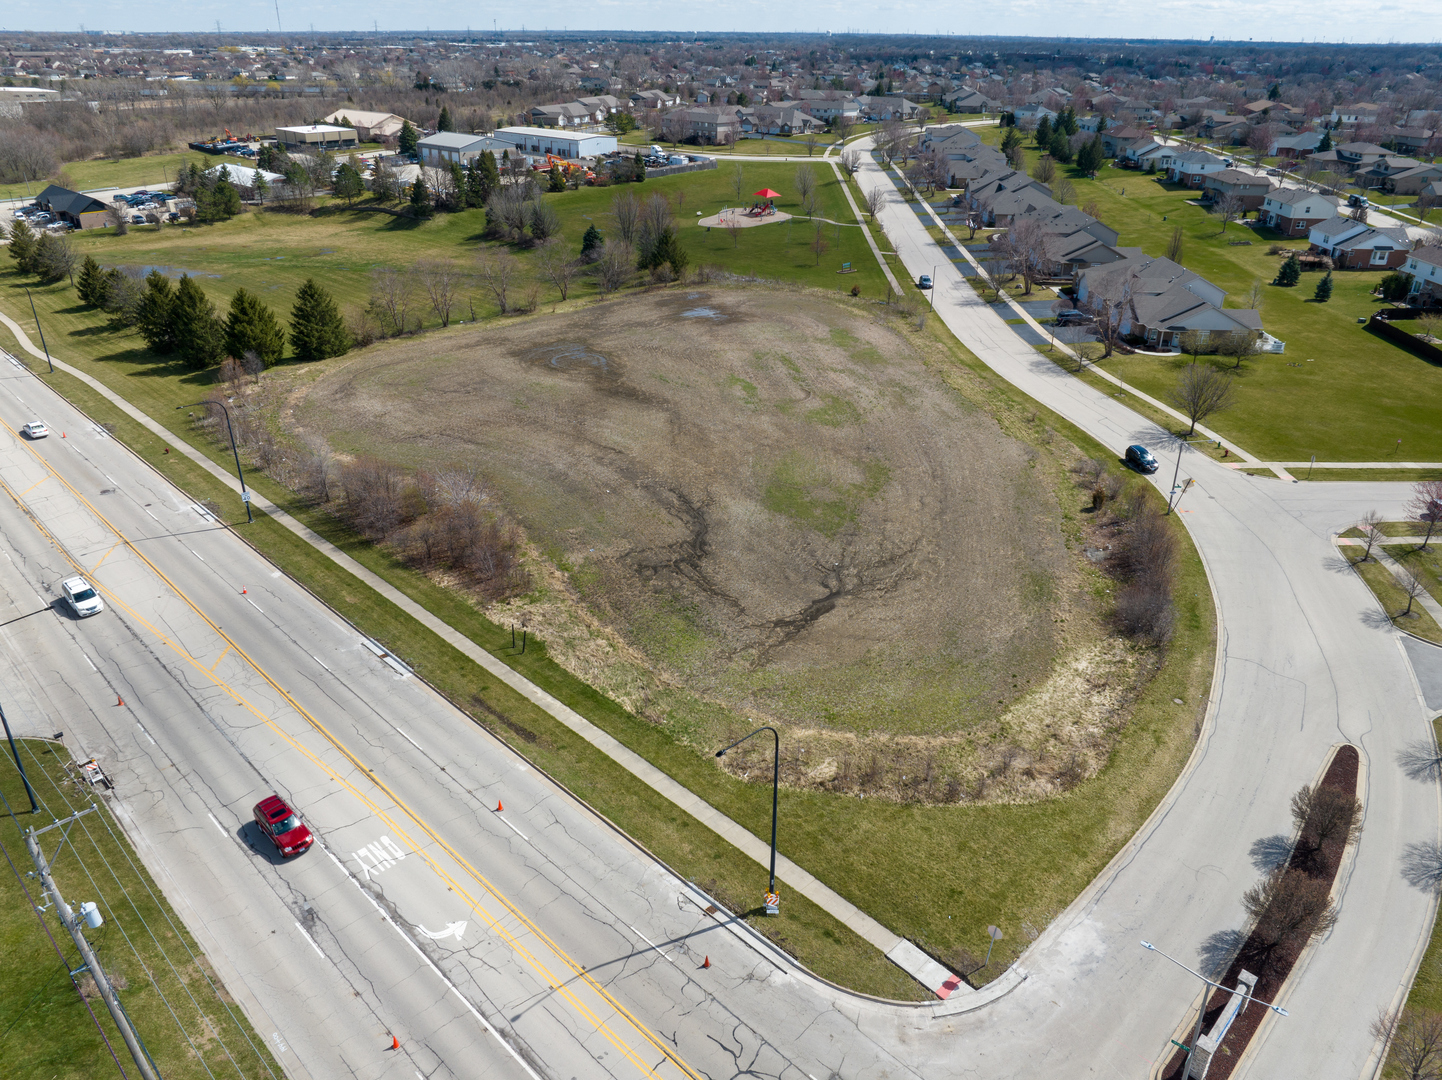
left=240, top=490, right=251, bottom=503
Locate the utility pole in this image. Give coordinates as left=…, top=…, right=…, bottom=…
left=27, top=810, right=162, bottom=1080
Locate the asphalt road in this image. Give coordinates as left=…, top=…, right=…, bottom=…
left=0, top=141, right=1437, bottom=1080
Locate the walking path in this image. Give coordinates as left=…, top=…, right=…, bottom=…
left=1336, top=537, right=1442, bottom=626
left=0, top=316, right=959, bottom=996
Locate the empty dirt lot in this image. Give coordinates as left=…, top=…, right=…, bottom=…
left=296, top=286, right=1129, bottom=799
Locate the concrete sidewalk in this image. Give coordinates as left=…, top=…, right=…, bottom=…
left=0, top=316, right=961, bottom=998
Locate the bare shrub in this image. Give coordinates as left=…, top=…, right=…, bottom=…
left=1371, top=1007, right=1442, bottom=1080
left=368, top=266, right=416, bottom=336
left=476, top=250, right=519, bottom=314
left=611, top=188, right=640, bottom=244
left=415, top=258, right=463, bottom=327
left=337, top=456, right=409, bottom=540
left=1290, top=784, right=1362, bottom=866
left=595, top=241, right=634, bottom=294
left=1242, top=867, right=1339, bottom=963
left=537, top=240, right=579, bottom=301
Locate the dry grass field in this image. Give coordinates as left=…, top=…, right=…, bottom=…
left=294, top=286, right=1148, bottom=803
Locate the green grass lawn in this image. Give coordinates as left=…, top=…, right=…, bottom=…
left=1350, top=551, right=1442, bottom=643
left=0, top=740, right=283, bottom=1080
left=969, top=129, right=1442, bottom=462
left=0, top=151, right=234, bottom=202
left=1391, top=717, right=1442, bottom=1070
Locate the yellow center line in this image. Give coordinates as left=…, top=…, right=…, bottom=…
left=0, top=440, right=704, bottom=1080
left=89, top=539, right=122, bottom=575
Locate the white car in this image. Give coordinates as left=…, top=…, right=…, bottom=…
left=21, top=421, right=48, bottom=439
left=60, top=576, right=104, bottom=618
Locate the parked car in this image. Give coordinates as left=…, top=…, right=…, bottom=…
left=1055, top=309, right=1090, bottom=325
left=60, top=576, right=105, bottom=618
left=1348, top=193, right=1370, bottom=208
left=918, top=274, right=933, bottom=290
left=21, top=420, right=48, bottom=438
left=1125, top=444, right=1159, bottom=473
left=252, top=795, right=314, bottom=857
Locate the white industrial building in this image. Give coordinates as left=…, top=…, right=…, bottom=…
left=489, top=127, right=617, bottom=160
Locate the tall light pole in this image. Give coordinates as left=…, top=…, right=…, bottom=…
left=1166, top=435, right=1210, bottom=515
left=1140, top=940, right=1289, bottom=1078
left=24, top=289, right=54, bottom=373
left=716, top=725, right=781, bottom=913
left=178, top=401, right=253, bottom=523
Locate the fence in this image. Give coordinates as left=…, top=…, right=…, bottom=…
left=1369, top=310, right=1442, bottom=364
left=640, top=159, right=718, bottom=179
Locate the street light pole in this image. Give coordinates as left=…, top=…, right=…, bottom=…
left=178, top=401, right=253, bottom=523
left=24, top=288, right=54, bottom=373
left=716, top=725, right=780, bottom=912
left=1166, top=435, right=1210, bottom=515
left=1140, top=940, right=1288, bottom=1078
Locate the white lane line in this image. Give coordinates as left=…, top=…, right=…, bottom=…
left=394, top=727, right=423, bottom=752
left=318, top=844, right=544, bottom=1080
left=626, top=924, right=676, bottom=965
left=294, top=922, right=325, bottom=958
left=207, top=812, right=227, bottom=836
left=143, top=508, right=159, bottom=521
left=82, top=653, right=97, bottom=672
left=189, top=549, right=204, bottom=562
left=311, top=654, right=332, bottom=673
left=496, top=815, right=529, bottom=843
left=245, top=597, right=263, bottom=613
left=135, top=724, right=155, bottom=746
left=104, top=474, right=116, bottom=484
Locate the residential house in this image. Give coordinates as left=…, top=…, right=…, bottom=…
left=531, top=101, right=596, bottom=127
left=1329, top=105, right=1381, bottom=128
left=665, top=106, right=742, bottom=145
left=1260, top=188, right=1342, bottom=235
left=1335, top=141, right=1391, bottom=171
left=964, top=168, right=1056, bottom=226
left=1013, top=103, right=1057, bottom=125
left=1388, top=163, right=1442, bottom=197
left=1403, top=247, right=1442, bottom=306
left=1356, top=155, right=1422, bottom=191
left=739, top=105, right=821, bottom=136
left=1308, top=216, right=1412, bottom=269
left=858, top=96, right=919, bottom=122
left=631, top=89, right=682, bottom=110
left=1201, top=169, right=1274, bottom=212
left=1126, top=136, right=1182, bottom=172
left=1075, top=251, right=1266, bottom=351
left=1168, top=149, right=1229, bottom=187
left=790, top=91, right=860, bottom=123
left=1100, top=125, right=1148, bottom=157
left=946, top=88, right=999, bottom=113
left=1271, top=131, right=1324, bottom=158
left=1380, top=126, right=1439, bottom=155
left=920, top=125, right=1009, bottom=188
left=34, top=184, right=111, bottom=229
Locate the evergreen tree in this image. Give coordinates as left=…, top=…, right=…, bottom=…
left=1267, top=82, right=1282, bottom=101
left=633, top=151, right=646, bottom=182
left=448, top=161, right=465, bottom=210
left=1049, top=129, right=1073, bottom=164
left=1275, top=253, right=1302, bottom=287
left=213, top=176, right=242, bottom=219
left=1318, top=129, right=1332, bottom=153
left=464, top=160, right=486, bottom=207
left=409, top=175, right=433, bottom=218
left=289, top=279, right=351, bottom=363
left=398, top=120, right=419, bottom=157
left=1096, top=116, right=1108, bottom=133
left=1001, top=126, right=1022, bottom=155
left=77, top=255, right=105, bottom=305
left=1058, top=106, right=1078, bottom=136
left=171, top=275, right=226, bottom=369
left=224, top=288, right=286, bottom=367
left=31, top=232, right=74, bottom=283
left=548, top=164, right=566, bottom=193
left=1077, top=135, right=1104, bottom=174
left=479, top=151, right=500, bottom=200
left=333, top=163, right=365, bottom=205
left=1034, top=115, right=1052, bottom=148
left=1313, top=270, right=1333, bottom=302
left=580, top=223, right=603, bottom=258
left=253, top=171, right=270, bottom=205
left=5, top=218, right=37, bottom=273
left=437, top=105, right=454, bottom=132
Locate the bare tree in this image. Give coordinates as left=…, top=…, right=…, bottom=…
left=810, top=223, right=828, bottom=266
left=865, top=184, right=886, bottom=220
left=1214, top=188, right=1246, bottom=232
left=1245, top=280, right=1265, bottom=310
left=1007, top=144, right=1027, bottom=172
left=1241, top=867, right=1339, bottom=962
left=1178, top=329, right=1207, bottom=361
left=723, top=212, right=742, bottom=247
left=476, top=250, right=519, bottom=314
left=1165, top=225, right=1184, bottom=264
left=1371, top=1007, right=1442, bottom=1080
left=1082, top=275, right=1135, bottom=358
left=1356, top=509, right=1385, bottom=563
left=731, top=162, right=746, bottom=202
left=1170, top=363, right=1235, bottom=435
left=1032, top=155, right=1057, bottom=184
left=1247, top=123, right=1275, bottom=165
left=1052, top=177, right=1075, bottom=205
left=1398, top=568, right=1428, bottom=618
left=1408, top=479, right=1442, bottom=546
left=1350, top=201, right=1370, bottom=225
left=803, top=133, right=819, bottom=157
left=595, top=241, right=634, bottom=294
left=611, top=188, right=640, bottom=245
left=839, top=149, right=861, bottom=177
left=415, top=259, right=462, bottom=327
left=878, top=118, right=904, bottom=166
left=794, top=164, right=818, bottom=215
left=367, top=267, right=416, bottom=336
left=1222, top=330, right=1261, bottom=370
left=536, top=240, right=578, bottom=301
left=994, top=216, right=1050, bottom=295
left=1415, top=311, right=1442, bottom=345
left=1290, top=783, right=1363, bottom=863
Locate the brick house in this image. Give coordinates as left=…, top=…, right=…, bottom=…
left=1201, top=169, right=1273, bottom=211
left=1403, top=247, right=1442, bottom=306
left=1308, top=216, right=1411, bottom=269
left=1168, top=149, right=1229, bottom=187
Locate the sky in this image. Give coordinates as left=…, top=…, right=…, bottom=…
left=4, top=0, right=1442, bottom=45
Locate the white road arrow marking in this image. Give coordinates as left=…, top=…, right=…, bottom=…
left=414, top=920, right=467, bottom=942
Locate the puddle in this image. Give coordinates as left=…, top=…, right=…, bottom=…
left=523, top=342, right=612, bottom=375
left=680, top=306, right=725, bottom=320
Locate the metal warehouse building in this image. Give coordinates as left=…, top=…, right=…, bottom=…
left=489, top=127, right=617, bottom=160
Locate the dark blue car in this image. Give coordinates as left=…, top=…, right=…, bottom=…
left=1125, top=445, right=1159, bottom=473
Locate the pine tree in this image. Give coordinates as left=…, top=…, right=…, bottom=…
left=1318, top=129, right=1332, bottom=153
left=548, top=164, right=566, bottom=193
left=398, top=120, right=419, bottom=157
left=171, top=275, right=226, bottom=369
left=254, top=171, right=270, bottom=205
left=77, top=256, right=104, bottom=306
left=1313, top=270, right=1333, bottom=302
left=1096, top=115, right=1108, bottom=133
left=5, top=218, right=37, bottom=273
left=1001, top=126, right=1022, bottom=154
left=333, top=163, right=365, bottom=205
left=1034, top=116, right=1052, bottom=148
left=479, top=151, right=500, bottom=201
left=135, top=272, right=178, bottom=352
left=1077, top=136, right=1104, bottom=174
left=224, top=288, right=286, bottom=367
left=213, top=177, right=242, bottom=219
left=438, top=105, right=454, bottom=132
left=580, top=223, right=603, bottom=258
left=409, top=175, right=433, bottom=218
left=1049, top=129, right=1073, bottom=164
left=1275, top=253, right=1302, bottom=287
left=289, top=278, right=351, bottom=363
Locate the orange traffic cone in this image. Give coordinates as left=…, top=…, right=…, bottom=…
left=61, top=432, right=66, bottom=439
left=388, top=1035, right=399, bottom=1050
left=702, top=955, right=710, bottom=969
left=115, top=694, right=124, bottom=707
left=241, top=588, right=247, bottom=594
left=495, top=800, right=503, bottom=812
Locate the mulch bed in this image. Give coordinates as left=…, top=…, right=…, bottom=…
left=1159, top=745, right=1359, bottom=1080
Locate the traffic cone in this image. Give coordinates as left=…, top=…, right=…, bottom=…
left=495, top=800, right=503, bottom=812
left=388, top=1035, right=399, bottom=1050
left=115, top=694, right=124, bottom=707
left=241, top=588, right=247, bottom=594
left=61, top=432, right=66, bottom=439
left=702, top=956, right=710, bottom=969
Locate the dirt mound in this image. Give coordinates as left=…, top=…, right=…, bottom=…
left=298, top=287, right=1074, bottom=746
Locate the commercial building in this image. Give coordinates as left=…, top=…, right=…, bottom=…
left=275, top=124, right=357, bottom=152
left=321, top=110, right=409, bottom=141
left=488, top=127, right=616, bottom=160
left=417, top=132, right=503, bottom=168
left=34, top=184, right=112, bottom=229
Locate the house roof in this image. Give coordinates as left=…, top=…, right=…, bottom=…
left=36, top=184, right=107, bottom=216
left=1310, top=215, right=1370, bottom=243
left=1334, top=225, right=1411, bottom=251
left=418, top=132, right=491, bottom=150
left=1206, top=168, right=1272, bottom=188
